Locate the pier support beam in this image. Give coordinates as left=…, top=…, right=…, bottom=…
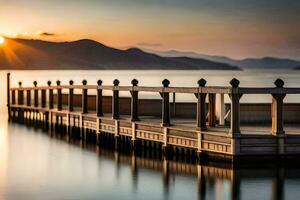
left=196, top=79, right=207, bottom=131
left=69, top=80, right=74, bottom=112
left=112, top=79, right=120, bottom=119
left=82, top=80, right=88, bottom=114
left=161, top=79, right=171, bottom=126
left=131, top=79, right=139, bottom=122
left=96, top=80, right=103, bottom=117
left=56, top=80, right=62, bottom=111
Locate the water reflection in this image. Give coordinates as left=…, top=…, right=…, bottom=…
left=1, top=115, right=300, bottom=200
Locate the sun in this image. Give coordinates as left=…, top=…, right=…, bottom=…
left=0, top=36, right=5, bottom=45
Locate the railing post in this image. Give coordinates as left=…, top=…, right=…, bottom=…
left=272, top=79, right=286, bottom=155
left=131, top=79, right=139, bottom=121
left=161, top=79, right=170, bottom=126
left=229, top=78, right=242, bottom=136
left=7, top=73, right=11, bottom=120
left=96, top=80, right=103, bottom=117
left=56, top=80, right=62, bottom=111
left=41, top=88, right=46, bottom=108
left=112, top=79, right=120, bottom=119
left=47, top=81, right=54, bottom=109
left=196, top=79, right=207, bottom=130
left=82, top=80, right=88, bottom=114
left=208, top=93, right=216, bottom=127
left=69, top=80, right=74, bottom=112
left=18, top=82, right=24, bottom=122
left=271, top=79, right=286, bottom=136
left=18, top=82, right=24, bottom=105
left=26, top=89, right=31, bottom=107
left=33, top=81, right=38, bottom=107
left=12, top=89, right=16, bottom=105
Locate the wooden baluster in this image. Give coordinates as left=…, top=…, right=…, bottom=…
left=196, top=78, right=207, bottom=130
left=208, top=93, right=216, bottom=127
left=82, top=80, right=88, bottom=114
left=56, top=80, right=62, bottom=111
left=96, top=80, right=103, bottom=117
left=112, top=79, right=120, bottom=119
left=161, top=79, right=170, bottom=126
left=69, top=80, right=74, bottom=112
left=131, top=79, right=139, bottom=121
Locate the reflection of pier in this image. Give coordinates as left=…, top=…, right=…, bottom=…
left=6, top=73, right=300, bottom=160
left=72, top=141, right=293, bottom=200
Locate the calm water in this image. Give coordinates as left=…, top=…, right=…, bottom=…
left=1, top=69, right=300, bottom=200
left=0, top=115, right=300, bottom=200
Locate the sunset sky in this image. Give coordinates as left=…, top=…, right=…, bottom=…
left=1, top=0, right=300, bottom=60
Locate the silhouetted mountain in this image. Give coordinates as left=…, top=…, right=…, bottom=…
left=0, top=38, right=239, bottom=70
left=146, top=49, right=300, bottom=69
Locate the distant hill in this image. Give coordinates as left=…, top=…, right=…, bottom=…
left=145, top=49, right=300, bottom=69
left=0, top=38, right=239, bottom=70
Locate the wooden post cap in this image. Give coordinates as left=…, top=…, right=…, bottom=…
left=18, top=81, right=22, bottom=87
left=47, top=81, right=51, bottom=86
left=113, top=79, right=120, bottom=86
left=230, top=78, right=240, bottom=88
left=162, top=79, right=170, bottom=87
left=197, top=78, right=207, bottom=87
left=131, top=79, right=139, bottom=86
left=82, top=80, right=87, bottom=85
left=274, top=78, right=284, bottom=88
left=97, top=80, right=103, bottom=86
left=56, top=80, right=61, bottom=86
left=33, top=81, right=37, bottom=87
left=69, top=80, right=74, bottom=85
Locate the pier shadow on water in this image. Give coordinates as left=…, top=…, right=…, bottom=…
left=1, top=115, right=300, bottom=200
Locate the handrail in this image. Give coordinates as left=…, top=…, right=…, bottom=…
left=11, top=84, right=300, bottom=95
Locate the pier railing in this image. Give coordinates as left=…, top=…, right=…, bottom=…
left=7, top=73, right=300, bottom=158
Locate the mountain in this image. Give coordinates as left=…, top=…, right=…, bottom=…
left=0, top=38, right=240, bottom=70
left=145, top=49, right=300, bottom=69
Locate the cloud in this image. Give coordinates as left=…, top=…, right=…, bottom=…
left=136, top=42, right=162, bottom=47
left=38, top=32, right=57, bottom=36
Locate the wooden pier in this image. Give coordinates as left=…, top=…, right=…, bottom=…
left=6, top=73, right=300, bottom=161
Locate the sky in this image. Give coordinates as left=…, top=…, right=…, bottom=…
left=0, top=0, right=300, bottom=60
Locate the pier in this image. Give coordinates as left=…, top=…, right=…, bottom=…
left=6, top=73, right=300, bottom=161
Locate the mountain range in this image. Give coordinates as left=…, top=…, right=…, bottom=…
left=144, top=49, right=300, bottom=69
left=0, top=38, right=239, bottom=70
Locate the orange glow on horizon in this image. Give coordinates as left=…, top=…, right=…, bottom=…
left=0, top=36, right=5, bottom=45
